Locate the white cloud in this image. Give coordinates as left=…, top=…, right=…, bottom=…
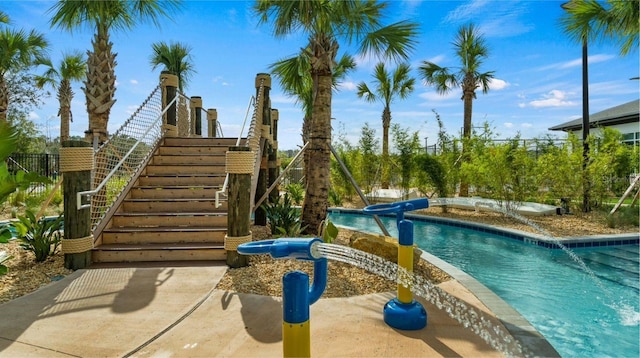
left=521, top=123, right=533, bottom=128
left=538, top=54, right=616, bottom=71
left=488, top=78, right=509, bottom=90
left=424, top=54, right=446, bottom=64
left=28, top=111, right=40, bottom=120
left=130, top=79, right=138, bottom=85
left=445, top=0, right=490, bottom=23
left=338, top=81, right=357, bottom=91
left=528, top=90, right=576, bottom=108
left=504, top=122, right=513, bottom=128
left=518, top=103, right=526, bottom=108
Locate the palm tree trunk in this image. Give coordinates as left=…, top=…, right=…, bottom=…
left=381, top=107, right=391, bottom=189
left=301, top=72, right=332, bottom=235
left=459, top=89, right=474, bottom=197
left=58, top=80, right=73, bottom=142
left=0, top=76, right=8, bottom=122
left=83, top=24, right=116, bottom=145
left=302, top=113, right=310, bottom=187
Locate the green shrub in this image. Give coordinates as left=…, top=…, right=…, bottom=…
left=262, top=193, right=305, bottom=237
left=605, top=206, right=640, bottom=228
left=285, top=183, right=304, bottom=206
left=12, top=210, right=63, bottom=262
left=328, top=188, right=343, bottom=207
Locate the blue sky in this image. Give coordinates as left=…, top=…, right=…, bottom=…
left=6, top=0, right=639, bottom=150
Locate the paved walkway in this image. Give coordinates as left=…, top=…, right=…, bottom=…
left=0, top=264, right=520, bottom=357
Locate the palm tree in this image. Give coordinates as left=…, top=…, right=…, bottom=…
left=0, top=28, right=48, bottom=122
left=149, top=41, right=195, bottom=92
left=357, top=62, right=415, bottom=189
left=270, top=50, right=355, bottom=187
left=49, top=0, right=182, bottom=144
left=419, top=23, right=494, bottom=197
left=35, top=51, right=86, bottom=142
left=255, top=0, right=418, bottom=235
left=560, top=0, right=638, bottom=56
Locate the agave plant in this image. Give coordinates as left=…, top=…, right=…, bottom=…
left=0, top=250, right=12, bottom=275
left=12, top=210, right=63, bottom=262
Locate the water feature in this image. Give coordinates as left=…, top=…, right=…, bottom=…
left=316, top=242, right=527, bottom=357
left=328, top=210, right=639, bottom=357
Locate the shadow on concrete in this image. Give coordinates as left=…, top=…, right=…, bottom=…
left=221, top=291, right=282, bottom=343
left=0, top=267, right=165, bottom=354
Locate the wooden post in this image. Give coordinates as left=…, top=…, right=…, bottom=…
left=190, top=96, right=202, bottom=137
left=268, top=109, right=279, bottom=205
left=207, top=108, right=217, bottom=138
left=161, top=71, right=178, bottom=137
left=61, top=140, right=93, bottom=269
left=226, top=146, right=253, bottom=268
left=254, top=73, right=271, bottom=226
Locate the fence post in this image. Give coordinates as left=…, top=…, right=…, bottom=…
left=207, top=108, right=217, bottom=138
left=161, top=71, right=178, bottom=137
left=268, top=109, right=279, bottom=204
left=254, top=73, right=271, bottom=226
left=190, top=96, right=202, bottom=137
left=225, top=146, right=253, bottom=268
left=60, top=140, right=93, bottom=270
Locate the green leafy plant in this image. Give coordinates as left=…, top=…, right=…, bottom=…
left=263, top=193, right=305, bottom=237
left=285, top=183, right=304, bottom=206
left=321, top=219, right=339, bottom=244
left=0, top=122, right=51, bottom=203
left=0, top=250, right=13, bottom=275
left=12, top=210, right=63, bottom=262
left=328, top=188, right=343, bottom=207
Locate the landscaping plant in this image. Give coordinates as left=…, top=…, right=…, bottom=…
left=262, top=193, right=305, bottom=237
left=11, top=210, right=63, bottom=263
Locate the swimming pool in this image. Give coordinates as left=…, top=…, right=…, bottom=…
left=328, top=211, right=640, bottom=358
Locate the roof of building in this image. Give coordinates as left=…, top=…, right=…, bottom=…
left=549, top=99, right=639, bottom=132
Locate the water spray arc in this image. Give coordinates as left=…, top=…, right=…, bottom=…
left=363, top=198, right=429, bottom=330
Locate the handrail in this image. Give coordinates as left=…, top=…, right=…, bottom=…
left=215, top=94, right=258, bottom=208
left=78, top=93, right=175, bottom=212
left=254, top=142, right=308, bottom=210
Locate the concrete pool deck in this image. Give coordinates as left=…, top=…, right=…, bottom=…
left=0, top=261, right=557, bottom=357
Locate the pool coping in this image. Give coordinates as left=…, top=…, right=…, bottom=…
left=329, top=207, right=640, bottom=249
left=329, top=208, right=639, bottom=357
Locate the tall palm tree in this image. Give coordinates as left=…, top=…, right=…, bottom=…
left=560, top=0, right=638, bottom=56
left=255, top=0, right=418, bottom=235
left=357, top=62, right=415, bottom=189
left=149, top=41, right=195, bottom=92
left=419, top=23, right=494, bottom=197
left=35, top=51, right=86, bottom=142
left=270, top=50, right=355, bottom=186
left=49, top=0, right=182, bottom=144
left=0, top=28, right=48, bottom=122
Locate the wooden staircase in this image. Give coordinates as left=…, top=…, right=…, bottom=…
left=92, top=137, right=241, bottom=264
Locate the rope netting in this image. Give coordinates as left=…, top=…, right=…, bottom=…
left=246, top=78, right=266, bottom=209
left=90, top=84, right=164, bottom=230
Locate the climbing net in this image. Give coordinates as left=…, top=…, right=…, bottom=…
left=90, top=84, right=165, bottom=230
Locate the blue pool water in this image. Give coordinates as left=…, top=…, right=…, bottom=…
left=328, top=211, right=640, bottom=358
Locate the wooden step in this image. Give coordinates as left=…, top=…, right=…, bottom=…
left=138, top=174, right=225, bottom=186
left=122, top=199, right=227, bottom=213
left=112, top=212, right=227, bottom=227
left=92, top=243, right=226, bottom=263
left=101, top=227, right=226, bottom=245
left=158, top=146, right=228, bottom=156
left=152, top=155, right=225, bottom=165
left=145, top=164, right=225, bottom=175
left=129, top=186, right=221, bottom=199
left=163, top=137, right=240, bottom=147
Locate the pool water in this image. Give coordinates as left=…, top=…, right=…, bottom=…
left=328, top=212, right=640, bottom=358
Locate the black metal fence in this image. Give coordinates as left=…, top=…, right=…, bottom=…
left=6, top=153, right=61, bottom=196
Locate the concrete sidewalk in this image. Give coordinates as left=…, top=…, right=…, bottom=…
left=0, top=265, right=508, bottom=357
